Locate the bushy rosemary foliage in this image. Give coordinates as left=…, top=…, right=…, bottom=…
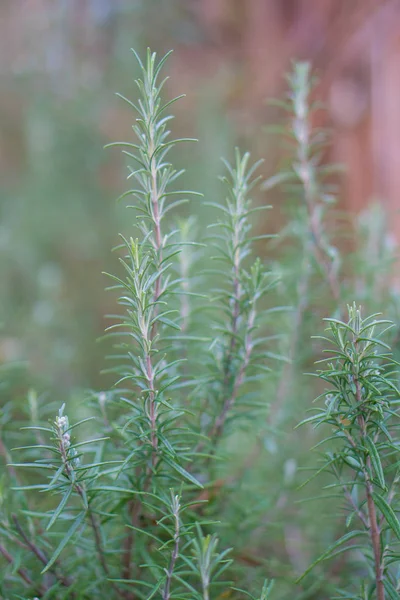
left=0, top=49, right=273, bottom=600
left=2, top=49, right=400, bottom=600
left=298, top=305, right=400, bottom=599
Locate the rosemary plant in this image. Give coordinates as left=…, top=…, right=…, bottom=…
left=0, top=49, right=274, bottom=600
left=298, top=305, right=400, bottom=599
left=263, top=61, right=343, bottom=431
left=199, top=150, right=276, bottom=452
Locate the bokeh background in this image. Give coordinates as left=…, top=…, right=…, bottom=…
left=1, top=0, right=400, bottom=395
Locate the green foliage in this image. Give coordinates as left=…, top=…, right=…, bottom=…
left=1, top=49, right=400, bottom=600
left=298, top=305, right=400, bottom=597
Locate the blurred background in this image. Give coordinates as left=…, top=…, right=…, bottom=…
left=1, top=0, right=400, bottom=395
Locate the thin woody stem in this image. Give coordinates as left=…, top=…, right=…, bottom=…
left=162, top=498, right=181, bottom=600
left=12, top=514, right=74, bottom=592
left=352, top=331, right=385, bottom=600
left=357, top=409, right=385, bottom=600
left=0, top=542, right=42, bottom=592
left=122, top=80, right=165, bottom=585
left=211, top=307, right=255, bottom=442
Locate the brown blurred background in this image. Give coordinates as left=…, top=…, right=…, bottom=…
left=1, top=0, right=399, bottom=391
left=2, top=1, right=400, bottom=213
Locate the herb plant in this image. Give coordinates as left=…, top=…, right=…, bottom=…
left=298, top=305, right=400, bottom=599
left=0, top=49, right=274, bottom=600
left=1, top=49, right=400, bottom=600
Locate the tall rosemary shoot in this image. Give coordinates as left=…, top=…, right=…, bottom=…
left=298, top=305, right=400, bottom=599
